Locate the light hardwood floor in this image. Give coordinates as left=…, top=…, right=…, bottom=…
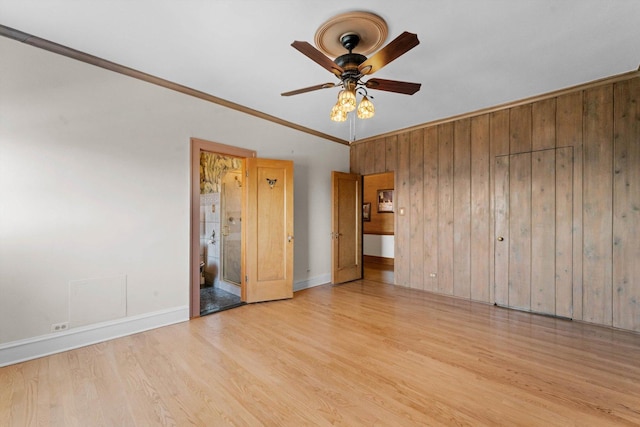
left=2, top=281, right=640, bottom=426
left=363, top=261, right=394, bottom=285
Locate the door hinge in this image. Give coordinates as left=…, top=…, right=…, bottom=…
left=245, top=275, right=248, bottom=283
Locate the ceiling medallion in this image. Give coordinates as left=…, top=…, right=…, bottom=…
left=314, top=11, right=388, bottom=58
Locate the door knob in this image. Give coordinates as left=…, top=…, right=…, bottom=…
left=497, top=236, right=504, bottom=241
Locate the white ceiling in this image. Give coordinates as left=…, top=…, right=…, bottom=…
left=1, top=0, right=639, bottom=142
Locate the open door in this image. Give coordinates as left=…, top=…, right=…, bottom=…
left=331, top=171, right=362, bottom=284
left=243, top=158, right=294, bottom=303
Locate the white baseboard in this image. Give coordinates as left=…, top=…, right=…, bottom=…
left=294, top=273, right=330, bottom=292
left=1, top=277, right=329, bottom=367
left=0, top=306, right=189, bottom=367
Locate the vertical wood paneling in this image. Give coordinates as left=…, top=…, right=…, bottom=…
left=395, top=132, right=411, bottom=286
left=350, top=145, right=357, bottom=174
left=470, top=115, right=491, bottom=302
left=363, top=141, right=376, bottom=175
left=357, top=143, right=367, bottom=175
left=613, top=78, right=640, bottom=331
left=373, top=138, right=386, bottom=174
left=556, top=147, right=574, bottom=318
left=350, top=73, right=640, bottom=333
left=438, top=123, right=454, bottom=295
left=350, top=144, right=359, bottom=174
left=532, top=98, right=556, bottom=151
left=453, top=119, right=471, bottom=298
left=531, top=149, right=556, bottom=314
left=385, top=135, right=398, bottom=172
left=557, top=91, right=583, bottom=320
left=494, top=155, right=509, bottom=306
left=409, top=130, right=424, bottom=289
left=489, top=109, right=510, bottom=303
left=510, top=105, right=532, bottom=154
left=423, top=127, right=439, bottom=292
left=509, top=153, right=532, bottom=310
left=583, top=84, right=614, bottom=326
left=491, top=110, right=511, bottom=157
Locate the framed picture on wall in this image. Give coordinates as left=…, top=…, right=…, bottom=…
left=377, top=189, right=394, bottom=213
left=363, top=202, right=371, bottom=221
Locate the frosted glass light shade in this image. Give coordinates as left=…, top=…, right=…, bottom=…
left=330, top=103, right=347, bottom=122
left=337, top=89, right=356, bottom=112
left=356, top=96, right=375, bottom=119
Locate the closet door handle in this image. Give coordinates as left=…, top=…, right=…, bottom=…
left=497, top=236, right=504, bottom=241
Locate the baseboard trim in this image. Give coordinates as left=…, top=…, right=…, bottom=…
left=0, top=305, right=189, bottom=367
left=1, top=276, right=333, bottom=367
left=364, top=255, right=394, bottom=266
left=294, top=274, right=331, bottom=292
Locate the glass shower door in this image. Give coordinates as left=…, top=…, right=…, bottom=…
left=221, top=170, right=242, bottom=285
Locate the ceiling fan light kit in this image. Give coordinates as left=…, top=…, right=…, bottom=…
left=330, top=103, right=348, bottom=122
left=337, top=87, right=357, bottom=112
left=282, top=11, right=421, bottom=123
left=356, top=95, right=375, bottom=119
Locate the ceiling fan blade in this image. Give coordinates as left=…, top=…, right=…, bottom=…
left=291, top=41, right=344, bottom=77
left=281, top=82, right=337, bottom=97
left=358, top=32, right=420, bottom=75
left=365, top=78, right=422, bottom=95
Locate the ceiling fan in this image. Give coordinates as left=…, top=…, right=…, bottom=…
left=281, top=30, right=421, bottom=121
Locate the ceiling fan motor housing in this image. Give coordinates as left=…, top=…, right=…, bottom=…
left=335, top=53, right=367, bottom=70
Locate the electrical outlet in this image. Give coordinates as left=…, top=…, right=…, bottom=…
left=51, top=322, right=69, bottom=332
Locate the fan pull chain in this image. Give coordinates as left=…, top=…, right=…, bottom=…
left=349, top=112, right=356, bottom=143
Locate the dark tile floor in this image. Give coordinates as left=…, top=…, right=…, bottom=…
left=200, top=286, right=244, bottom=316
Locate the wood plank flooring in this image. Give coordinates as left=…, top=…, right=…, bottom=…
left=363, top=260, right=394, bottom=285
left=2, top=281, right=640, bottom=426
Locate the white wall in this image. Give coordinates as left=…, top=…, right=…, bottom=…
left=363, top=235, right=395, bottom=258
left=0, top=37, right=349, bottom=359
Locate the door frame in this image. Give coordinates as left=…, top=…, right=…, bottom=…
left=190, top=138, right=256, bottom=318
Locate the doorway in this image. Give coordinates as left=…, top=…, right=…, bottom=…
left=190, top=138, right=256, bottom=318
left=190, top=139, right=296, bottom=317
left=362, top=172, right=395, bottom=284
left=198, top=153, right=245, bottom=315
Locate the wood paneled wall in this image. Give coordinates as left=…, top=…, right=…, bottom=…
left=350, top=72, right=640, bottom=333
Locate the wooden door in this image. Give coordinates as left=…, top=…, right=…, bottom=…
left=494, top=147, right=573, bottom=317
left=331, top=171, right=362, bottom=284
left=243, top=158, right=294, bottom=303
